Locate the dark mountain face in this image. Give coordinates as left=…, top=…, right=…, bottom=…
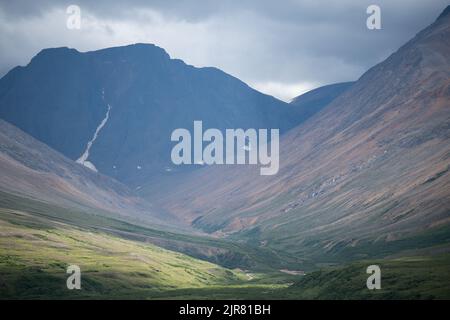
left=289, top=82, right=353, bottom=119
left=138, top=81, right=356, bottom=199
left=0, top=44, right=302, bottom=186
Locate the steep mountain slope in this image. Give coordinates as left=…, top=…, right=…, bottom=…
left=146, top=7, right=450, bottom=262
left=0, top=119, right=174, bottom=227
left=139, top=81, right=355, bottom=197
left=0, top=44, right=303, bottom=186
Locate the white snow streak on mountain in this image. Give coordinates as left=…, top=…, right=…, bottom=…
left=76, top=91, right=111, bottom=172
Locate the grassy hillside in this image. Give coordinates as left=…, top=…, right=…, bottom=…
left=0, top=190, right=305, bottom=271
left=282, top=255, right=450, bottom=299
left=0, top=206, right=295, bottom=299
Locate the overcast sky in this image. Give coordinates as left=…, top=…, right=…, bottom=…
left=0, top=0, right=447, bottom=101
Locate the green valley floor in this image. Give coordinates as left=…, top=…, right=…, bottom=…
left=0, top=197, right=449, bottom=299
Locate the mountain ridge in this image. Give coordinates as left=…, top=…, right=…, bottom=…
left=0, top=43, right=304, bottom=186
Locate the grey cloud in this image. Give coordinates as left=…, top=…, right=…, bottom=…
left=0, top=0, right=448, bottom=100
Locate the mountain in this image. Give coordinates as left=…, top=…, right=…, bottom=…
left=0, top=44, right=305, bottom=187
left=144, top=7, right=450, bottom=263
left=289, top=82, right=354, bottom=118
left=0, top=119, right=175, bottom=227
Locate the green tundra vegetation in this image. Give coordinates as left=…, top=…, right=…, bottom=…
left=0, top=207, right=287, bottom=299
left=1, top=190, right=449, bottom=299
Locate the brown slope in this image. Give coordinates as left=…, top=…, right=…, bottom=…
left=145, top=7, right=450, bottom=257
left=0, top=119, right=177, bottom=228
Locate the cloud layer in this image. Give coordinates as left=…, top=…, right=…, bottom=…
left=0, top=0, right=447, bottom=101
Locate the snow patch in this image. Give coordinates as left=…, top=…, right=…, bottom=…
left=80, top=160, right=98, bottom=172
left=76, top=90, right=111, bottom=172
